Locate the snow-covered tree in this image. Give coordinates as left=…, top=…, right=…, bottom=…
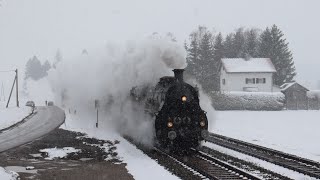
left=258, top=25, right=296, bottom=85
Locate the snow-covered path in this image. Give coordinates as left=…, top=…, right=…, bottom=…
left=0, top=106, right=65, bottom=153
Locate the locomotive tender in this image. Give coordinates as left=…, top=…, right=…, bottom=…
left=131, top=69, right=208, bottom=150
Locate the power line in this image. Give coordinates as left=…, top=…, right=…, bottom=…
left=0, top=70, right=16, bottom=73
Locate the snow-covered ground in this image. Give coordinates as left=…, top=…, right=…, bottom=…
left=0, top=167, right=18, bottom=180
left=63, top=114, right=180, bottom=180
left=211, top=110, right=320, bottom=162
left=39, top=147, right=81, bottom=160
left=0, top=105, right=32, bottom=130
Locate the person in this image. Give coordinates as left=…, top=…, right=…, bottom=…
left=45, top=100, right=48, bottom=106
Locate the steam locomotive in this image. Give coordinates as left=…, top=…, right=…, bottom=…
left=130, top=69, right=208, bottom=151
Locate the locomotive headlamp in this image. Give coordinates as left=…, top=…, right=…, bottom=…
left=167, top=122, right=173, bottom=128
left=200, top=121, right=206, bottom=127
left=181, top=96, right=187, bottom=102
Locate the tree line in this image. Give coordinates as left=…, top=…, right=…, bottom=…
left=185, top=25, right=296, bottom=93
left=24, top=50, right=62, bottom=80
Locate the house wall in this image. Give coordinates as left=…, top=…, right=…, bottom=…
left=220, top=68, right=274, bottom=92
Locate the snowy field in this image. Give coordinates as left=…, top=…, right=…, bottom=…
left=211, top=110, right=320, bottom=162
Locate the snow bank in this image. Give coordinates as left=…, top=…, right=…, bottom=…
left=0, top=105, right=31, bottom=130
left=0, top=167, right=18, bottom=180
left=211, top=91, right=285, bottom=110
left=39, top=147, right=81, bottom=160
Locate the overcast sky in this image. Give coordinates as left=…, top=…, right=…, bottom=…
left=0, top=0, right=319, bottom=88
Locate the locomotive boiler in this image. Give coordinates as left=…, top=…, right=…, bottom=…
left=130, top=69, right=208, bottom=151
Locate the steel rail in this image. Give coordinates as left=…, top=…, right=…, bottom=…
left=206, top=133, right=320, bottom=179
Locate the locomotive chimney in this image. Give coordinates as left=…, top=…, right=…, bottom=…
left=173, top=69, right=184, bottom=82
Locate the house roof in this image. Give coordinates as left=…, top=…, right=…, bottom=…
left=221, top=58, right=276, bottom=73
left=280, top=82, right=309, bottom=92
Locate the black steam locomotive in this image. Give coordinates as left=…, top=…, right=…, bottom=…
left=130, top=69, right=208, bottom=150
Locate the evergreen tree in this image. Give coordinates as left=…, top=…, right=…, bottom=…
left=233, top=28, right=246, bottom=58
left=213, top=33, right=224, bottom=69
left=212, top=33, right=224, bottom=91
left=223, top=33, right=235, bottom=58
left=185, top=32, right=200, bottom=78
left=258, top=25, right=296, bottom=85
left=43, top=60, right=51, bottom=71
left=42, top=60, right=51, bottom=76
left=25, top=56, right=43, bottom=80
left=82, top=49, right=88, bottom=55
left=198, top=31, right=215, bottom=91
left=243, top=28, right=259, bottom=58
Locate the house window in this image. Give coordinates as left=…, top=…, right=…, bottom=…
left=245, top=78, right=255, bottom=84
left=256, top=78, right=266, bottom=84
left=222, top=79, right=226, bottom=85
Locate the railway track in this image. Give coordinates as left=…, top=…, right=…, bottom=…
left=206, top=133, right=320, bottom=179
left=124, top=136, right=262, bottom=180
left=168, top=149, right=262, bottom=180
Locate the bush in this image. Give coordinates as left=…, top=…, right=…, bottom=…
left=210, top=91, right=285, bottom=111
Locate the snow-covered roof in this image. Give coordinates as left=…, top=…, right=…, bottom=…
left=221, top=58, right=276, bottom=73
left=280, top=82, right=309, bottom=91
left=280, top=82, right=296, bottom=91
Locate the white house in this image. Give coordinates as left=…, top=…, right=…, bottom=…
left=220, top=58, right=277, bottom=92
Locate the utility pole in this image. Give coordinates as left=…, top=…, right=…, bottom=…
left=16, top=69, right=19, bottom=107
left=6, top=69, right=19, bottom=108
left=95, top=99, right=100, bottom=128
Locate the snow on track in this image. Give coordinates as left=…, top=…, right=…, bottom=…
left=0, top=106, right=65, bottom=153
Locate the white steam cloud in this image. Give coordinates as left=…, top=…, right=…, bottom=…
left=48, top=37, right=186, bottom=145
left=48, top=37, right=215, bottom=146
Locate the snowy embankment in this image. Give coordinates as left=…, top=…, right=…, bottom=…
left=211, top=110, right=320, bottom=162
left=0, top=167, right=18, bottom=180
left=0, top=103, right=31, bottom=180
left=0, top=106, right=32, bottom=130
left=63, top=114, right=180, bottom=180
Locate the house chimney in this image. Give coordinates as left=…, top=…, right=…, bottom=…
left=173, top=69, right=184, bottom=82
